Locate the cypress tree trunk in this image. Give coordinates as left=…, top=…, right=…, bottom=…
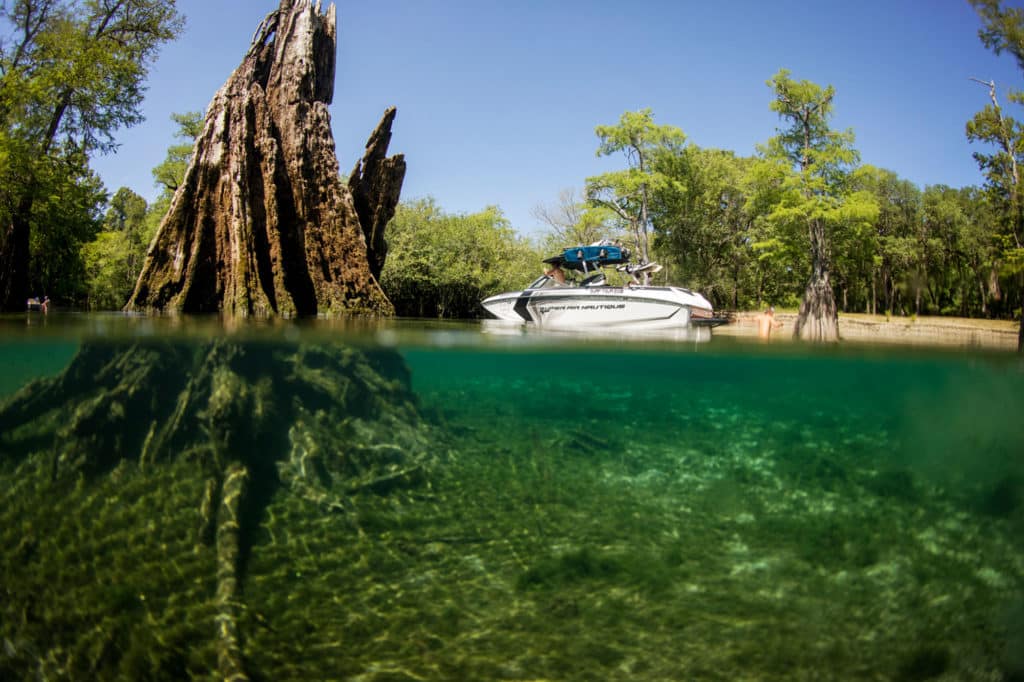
left=126, top=0, right=404, bottom=316
left=793, top=218, right=839, bottom=341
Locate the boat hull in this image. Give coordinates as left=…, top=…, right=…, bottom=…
left=481, top=286, right=711, bottom=331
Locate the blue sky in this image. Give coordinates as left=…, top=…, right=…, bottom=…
left=91, top=0, right=1024, bottom=236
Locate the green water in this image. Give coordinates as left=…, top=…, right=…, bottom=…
left=1, top=315, right=1023, bottom=680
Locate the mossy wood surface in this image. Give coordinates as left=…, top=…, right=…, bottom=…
left=126, top=0, right=404, bottom=316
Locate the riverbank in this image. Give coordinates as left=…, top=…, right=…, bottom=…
left=718, top=312, right=1020, bottom=350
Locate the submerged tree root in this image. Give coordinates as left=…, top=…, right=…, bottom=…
left=216, top=462, right=250, bottom=682
left=0, top=338, right=434, bottom=678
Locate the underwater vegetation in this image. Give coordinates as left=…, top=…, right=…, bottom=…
left=0, top=339, right=433, bottom=680
left=1, top=341, right=1023, bottom=680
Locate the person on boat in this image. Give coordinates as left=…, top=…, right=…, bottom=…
left=545, top=263, right=566, bottom=284
left=755, top=306, right=782, bottom=339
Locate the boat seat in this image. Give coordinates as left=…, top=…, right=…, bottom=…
left=580, top=273, right=606, bottom=287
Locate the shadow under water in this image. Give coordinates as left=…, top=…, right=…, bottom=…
left=1, top=319, right=1022, bottom=680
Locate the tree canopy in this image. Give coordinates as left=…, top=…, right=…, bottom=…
left=0, top=0, right=183, bottom=310
left=586, top=109, right=686, bottom=269
left=380, top=198, right=541, bottom=319
left=968, top=0, right=1024, bottom=349
left=80, top=109, right=202, bottom=309
left=151, top=110, right=203, bottom=194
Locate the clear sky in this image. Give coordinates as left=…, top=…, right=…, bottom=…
left=91, top=0, right=1024, bottom=237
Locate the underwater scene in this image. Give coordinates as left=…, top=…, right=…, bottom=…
left=1, top=316, right=1023, bottom=681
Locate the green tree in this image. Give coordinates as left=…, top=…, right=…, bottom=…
left=83, top=186, right=149, bottom=309
left=0, top=0, right=183, bottom=310
left=151, top=110, right=203, bottom=194
left=918, top=185, right=967, bottom=315
left=586, top=109, right=687, bottom=272
left=967, top=0, right=1024, bottom=350
left=848, top=166, right=922, bottom=315
left=532, top=187, right=620, bottom=252
left=81, top=109, right=201, bottom=310
left=650, top=146, right=760, bottom=309
left=956, top=186, right=1004, bottom=316
left=751, top=69, right=877, bottom=341
left=381, top=198, right=541, bottom=318
left=25, top=152, right=106, bottom=303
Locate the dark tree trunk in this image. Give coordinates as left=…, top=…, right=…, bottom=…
left=1019, top=289, right=1023, bottom=353
left=0, top=198, right=32, bottom=311
left=732, top=261, right=739, bottom=311
left=881, top=275, right=887, bottom=314
left=793, top=218, right=839, bottom=341
left=870, top=272, right=875, bottom=315
left=126, top=0, right=402, bottom=316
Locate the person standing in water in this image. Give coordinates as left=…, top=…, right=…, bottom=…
left=755, top=306, right=782, bottom=339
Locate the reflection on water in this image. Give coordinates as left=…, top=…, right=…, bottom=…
left=1, top=313, right=1022, bottom=680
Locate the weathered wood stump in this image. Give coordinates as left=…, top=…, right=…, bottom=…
left=126, top=0, right=405, bottom=316
left=349, top=107, right=407, bottom=282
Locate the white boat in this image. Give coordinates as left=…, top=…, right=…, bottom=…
left=480, top=243, right=726, bottom=332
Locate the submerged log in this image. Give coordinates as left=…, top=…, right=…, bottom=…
left=126, top=0, right=404, bottom=316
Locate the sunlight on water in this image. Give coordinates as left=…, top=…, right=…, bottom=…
left=1, top=313, right=1022, bottom=680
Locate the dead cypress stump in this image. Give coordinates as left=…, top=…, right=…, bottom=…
left=126, top=0, right=404, bottom=316
left=349, top=107, right=407, bottom=282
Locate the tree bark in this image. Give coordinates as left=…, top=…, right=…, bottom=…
left=870, top=273, right=876, bottom=315
left=126, top=0, right=401, bottom=316
left=349, top=107, right=406, bottom=282
left=793, top=218, right=839, bottom=341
